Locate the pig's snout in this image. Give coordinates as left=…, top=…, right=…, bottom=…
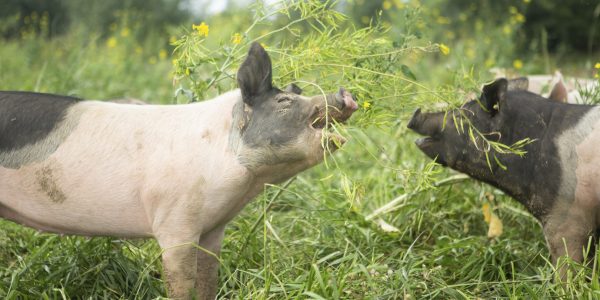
left=407, top=108, right=422, bottom=131
left=313, top=88, right=358, bottom=128
left=335, top=87, right=358, bottom=112
left=407, top=108, right=443, bottom=137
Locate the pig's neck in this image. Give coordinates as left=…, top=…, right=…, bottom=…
left=189, top=90, right=300, bottom=232
left=466, top=103, right=598, bottom=220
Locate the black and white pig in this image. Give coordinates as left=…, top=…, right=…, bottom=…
left=408, top=78, right=600, bottom=276
left=0, top=42, right=357, bottom=299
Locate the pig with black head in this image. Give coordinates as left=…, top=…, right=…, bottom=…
left=0, top=42, right=357, bottom=299
left=408, top=78, right=600, bottom=276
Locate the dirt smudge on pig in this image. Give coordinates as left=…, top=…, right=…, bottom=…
left=36, top=165, right=67, bottom=204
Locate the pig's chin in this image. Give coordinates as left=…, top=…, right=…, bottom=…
left=415, top=137, right=448, bottom=166
left=319, top=131, right=346, bottom=153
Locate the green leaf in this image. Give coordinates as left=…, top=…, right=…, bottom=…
left=400, top=64, right=417, bottom=81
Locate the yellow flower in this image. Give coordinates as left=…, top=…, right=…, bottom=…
left=394, top=0, right=404, bottom=9
left=513, top=59, right=523, bottom=70
left=503, top=25, right=512, bottom=35
left=514, top=13, right=525, bottom=23
left=439, top=43, right=450, bottom=55
left=172, top=59, right=178, bottom=66
left=192, top=22, right=209, bottom=37
left=382, top=0, right=392, bottom=10
left=232, top=33, right=242, bottom=45
left=159, top=49, right=168, bottom=60
left=524, top=0, right=531, bottom=3
left=148, top=57, right=157, bottom=65
left=436, top=16, right=451, bottom=25
left=106, top=37, right=117, bottom=48
left=482, top=203, right=491, bottom=224
left=594, top=62, right=600, bottom=69
left=487, top=213, right=503, bottom=238
left=362, top=101, right=371, bottom=109
left=169, top=36, right=177, bottom=44
left=595, top=74, right=599, bottom=78
left=120, top=28, right=130, bottom=37
left=465, top=48, right=475, bottom=59
left=185, top=68, right=191, bottom=76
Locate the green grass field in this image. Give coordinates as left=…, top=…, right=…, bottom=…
left=2, top=1, right=600, bottom=299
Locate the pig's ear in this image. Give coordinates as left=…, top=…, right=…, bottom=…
left=237, top=42, right=273, bottom=106
left=507, top=77, right=529, bottom=91
left=481, top=78, right=508, bottom=114
left=548, top=81, right=568, bottom=102
left=284, top=83, right=302, bottom=95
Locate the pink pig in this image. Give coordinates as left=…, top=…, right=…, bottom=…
left=0, top=43, right=357, bottom=299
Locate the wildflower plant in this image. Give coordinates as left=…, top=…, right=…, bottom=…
left=172, top=0, right=439, bottom=129
left=172, top=0, right=536, bottom=185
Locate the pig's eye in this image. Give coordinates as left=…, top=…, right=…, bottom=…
left=277, top=97, right=293, bottom=104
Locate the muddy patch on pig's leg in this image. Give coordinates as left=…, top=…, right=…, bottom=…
left=195, top=225, right=225, bottom=300
left=35, top=165, right=67, bottom=203
left=155, top=221, right=201, bottom=298
left=543, top=205, right=596, bottom=281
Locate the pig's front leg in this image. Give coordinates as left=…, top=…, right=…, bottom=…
left=152, top=198, right=204, bottom=299
left=195, top=225, right=226, bottom=300
left=157, top=231, right=200, bottom=298
left=543, top=205, right=596, bottom=280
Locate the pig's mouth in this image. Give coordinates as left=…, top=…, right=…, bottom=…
left=415, top=136, right=436, bottom=148
left=310, top=88, right=358, bottom=129
left=407, top=108, right=446, bottom=163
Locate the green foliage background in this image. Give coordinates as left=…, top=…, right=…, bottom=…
left=0, top=0, right=600, bottom=299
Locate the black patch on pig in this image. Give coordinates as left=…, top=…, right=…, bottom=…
left=0, top=91, right=80, bottom=152
left=476, top=90, right=593, bottom=218
left=409, top=78, right=594, bottom=220
left=237, top=42, right=273, bottom=107
left=284, top=84, right=303, bottom=95
left=235, top=43, right=314, bottom=152
left=240, top=91, right=312, bottom=149
left=480, top=78, right=507, bottom=115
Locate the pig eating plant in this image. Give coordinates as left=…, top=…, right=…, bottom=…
left=0, top=43, right=357, bottom=299
left=408, top=78, right=600, bottom=278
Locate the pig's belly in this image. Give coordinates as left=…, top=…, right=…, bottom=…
left=0, top=164, right=152, bottom=238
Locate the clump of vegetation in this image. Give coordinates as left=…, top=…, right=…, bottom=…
left=172, top=0, right=440, bottom=129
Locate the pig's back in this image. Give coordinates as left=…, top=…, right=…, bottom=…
left=0, top=91, right=81, bottom=169
left=0, top=93, right=238, bottom=237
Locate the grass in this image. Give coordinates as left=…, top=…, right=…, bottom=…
left=2, top=4, right=600, bottom=300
